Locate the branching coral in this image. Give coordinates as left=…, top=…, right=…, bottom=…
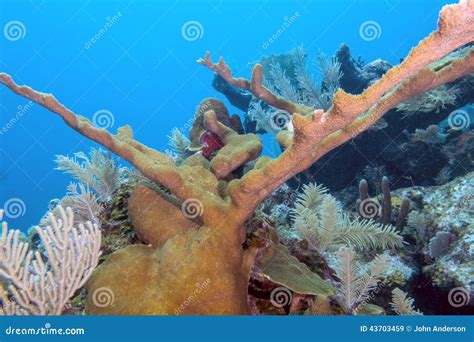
left=0, top=207, right=101, bottom=315
left=0, top=0, right=473, bottom=315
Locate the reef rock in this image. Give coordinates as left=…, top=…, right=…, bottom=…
left=335, top=44, right=392, bottom=94
left=394, top=172, right=474, bottom=291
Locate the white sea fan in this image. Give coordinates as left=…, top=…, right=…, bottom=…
left=0, top=207, right=101, bottom=315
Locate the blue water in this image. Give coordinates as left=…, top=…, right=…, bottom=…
left=0, top=0, right=452, bottom=229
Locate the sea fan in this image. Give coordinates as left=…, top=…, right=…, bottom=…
left=55, top=148, right=122, bottom=200
left=316, top=52, right=343, bottom=100
left=334, top=247, right=388, bottom=311
left=41, top=183, right=103, bottom=226
left=292, top=183, right=403, bottom=253
left=168, top=128, right=191, bottom=163
left=248, top=99, right=279, bottom=134
left=406, top=210, right=427, bottom=243
left=267, top=62, right=299, bottom=103
left=254, top=46, right=343, bottom=134
left=396, top=84, right=460, bottom=118
left=0, top=206, right=101, bottom=315
left=390, top=288, right=423, bottom=315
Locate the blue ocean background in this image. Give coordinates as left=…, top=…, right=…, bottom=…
left=0, top=0, right=453, bottom=229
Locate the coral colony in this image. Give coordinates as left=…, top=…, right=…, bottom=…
left=0, top=0, right=473, bottom=315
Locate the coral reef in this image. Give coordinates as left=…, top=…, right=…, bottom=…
left=392, top=172, right=473, bottom=310
left=0, top=0, right=473, bottom=316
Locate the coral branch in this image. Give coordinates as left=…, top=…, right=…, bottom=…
left=198, top=52, right=312, bottom=114
left=204, top=110, right=262, bottom=179
left=228, top=42, right=474, bottom=217
left=0, top=73, right=221, bottom=213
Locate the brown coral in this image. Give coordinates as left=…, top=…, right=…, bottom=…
left=0, top=0, right=473, bottom=315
